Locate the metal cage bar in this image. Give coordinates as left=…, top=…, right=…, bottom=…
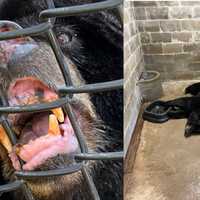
left=0, top=22, right=52, bottom=41
left=40, top=0, right=123, bottom=19
left=0, top=181, right=24, bottom=193
left=0, top=0, right=123, bottom=199
left=15, top=163, right=83, bottom=178
left=58, top=79, right=123, bottom=94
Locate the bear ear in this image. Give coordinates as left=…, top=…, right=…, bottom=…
left=185, top=82, right=200, bottom=96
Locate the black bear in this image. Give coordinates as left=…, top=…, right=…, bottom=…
left=0, top=0, right=123, bottom=200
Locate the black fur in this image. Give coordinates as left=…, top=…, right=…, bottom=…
left=185, top=111, right=200, bottom=137
left=155, top=83, right=200, bottom=137
left=183, top=83, right=200, bottom=136
left=166, top=97, right=200, bottom=113
left=0, top=0, right=122, bottom=199
left=185, top=82, right=200, bottom=96
left=164, top=96, right=200, bottom=136
left=144, top=82, right=200, bottom=137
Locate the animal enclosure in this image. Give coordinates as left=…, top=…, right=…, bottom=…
left=125, top=1, right=200, bottom=200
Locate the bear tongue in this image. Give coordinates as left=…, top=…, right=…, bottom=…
left=19, top=112, right=49, bottom=144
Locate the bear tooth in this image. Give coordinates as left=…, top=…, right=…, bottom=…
left=0, top=125, right=12, bottom=153
left=48, top=114, right=61, bottom=136
left=51, top=108, right=64, bottom=123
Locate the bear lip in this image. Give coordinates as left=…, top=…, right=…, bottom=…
left=9, top=114, right=79, bottom=171
left=6, top=77, right=80, bottom=171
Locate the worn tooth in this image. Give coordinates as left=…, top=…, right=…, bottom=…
left=48, top=114, right=61, bottom=135
left=15, top=146, right=21, bottom=155
left=51, top=108, right=64, bottom=123
left=12, top=126, right=21, bottom=135
left=0, top=125, right=12, bottom=153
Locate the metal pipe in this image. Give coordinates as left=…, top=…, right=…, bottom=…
left=0, top=181, right=23, bottom=193
left=15, top=163, right=82, bottom=178
left=40, top=0, right=123, bottom=19
left=0, top=22, right=52, bottom=40
left=75, top=152, right=124, bottom=161
left=59, top=79, right=123, bottom=94
left=0, top=97, right=68, bottom=113
left=64, top=103, right=88, bottom=153
left=82, top=166, right=100, bottom=200
left=46, top=29, right=73, bottom=86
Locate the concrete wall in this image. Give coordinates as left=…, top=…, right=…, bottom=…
left=135, top=1, right=200, bottom=80
left=124, top=1, right=144, bottom=154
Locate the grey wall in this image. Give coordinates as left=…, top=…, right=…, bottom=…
left=135, top=1, right=200, bottom=80
left=124, top=1, right=144, bottom=154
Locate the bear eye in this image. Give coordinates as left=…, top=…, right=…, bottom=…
left=57, top=32, right=72, bottom=44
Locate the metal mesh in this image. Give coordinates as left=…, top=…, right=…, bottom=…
left=0, top=0, right=123, bottom=199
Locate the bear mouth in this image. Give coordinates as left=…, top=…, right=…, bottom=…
left=1, top=76, right=80, bottom=171
left=9, top=110, right=79, bottom=171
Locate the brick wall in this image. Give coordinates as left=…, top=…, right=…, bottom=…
left=135, top=1, right=200, bottom=80
left=124, top=1, right=144, bottom=154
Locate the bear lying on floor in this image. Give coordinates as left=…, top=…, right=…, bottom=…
left=183, top=83, right=200, bottom=137
left=143, top=82, right=200, bottom=138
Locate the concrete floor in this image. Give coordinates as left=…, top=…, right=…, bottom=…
left=124, top=80, right=200, bottom=200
